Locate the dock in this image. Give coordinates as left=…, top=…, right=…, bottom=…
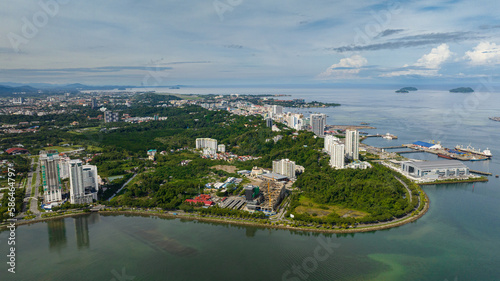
left=470, top=170, right=493, bottom=176
left=401, top=143, right=490, bottom=161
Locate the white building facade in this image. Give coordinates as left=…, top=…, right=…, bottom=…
left=272, top=159, right=296, bottom=179
left=345, top=129, right=359, bottom=160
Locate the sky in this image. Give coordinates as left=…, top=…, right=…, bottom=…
left=1, top=0, right=500, bottom=86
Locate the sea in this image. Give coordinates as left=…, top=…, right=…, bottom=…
left=1, top=86, right=500, bottom=281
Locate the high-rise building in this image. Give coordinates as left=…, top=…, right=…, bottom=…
left=266, top=117, right=273, bottom=128
left=69, top=160, right=93, bottom=204
left=345, top=129, right=360, bottom=160
left=104, top=111, right=120, bottom=123
left=69, top=160, right=85, bottom=204
left=272, top=159, right=296, bottom=179
left=196, top=138, right=218, bottom=150
left=324, top=135, right=339, bottom=152
left=91, top=97, right=98, bottom=109
left=329, top=143, right=345, bottom=169
left=272, top=105, right=283, bottom=115
left=40, top=153, right=62, bottom=204
left=311, top=113, right=326, bottom=137
left=82, top=164, right=99, bottom=201
left=58, top=156, right=70, bottom=179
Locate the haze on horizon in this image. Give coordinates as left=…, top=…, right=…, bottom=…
left=1, top=0, right=500, bottom=86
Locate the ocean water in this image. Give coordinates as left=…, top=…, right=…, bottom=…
left=1, top=87, right=500, bottom=281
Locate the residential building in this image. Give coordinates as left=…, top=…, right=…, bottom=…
left=196, top=138, right=218, bottom=150
left=217, top=144, right=226, bottom=153
left=58, top=156, right=71, bottom=179
left=147, top=149, right=157, bottom=161
left=82, top=164, right=99, bottom=201
left=324, top=135, right=339, bottom=152
left=40, top=153, right=62, bottom=204
left=345, top=129, right=359, bottom=160
left=311, top=113, right=326, bottom=137
left=272, top=159, right=296, bottom=179
left=69, top=160, right=93, bottom=204
left=329, top=142, right=345, bottom=169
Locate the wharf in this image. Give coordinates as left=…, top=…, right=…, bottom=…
left=401, top=144, right=490, bottom=161
left=470, top=170, right=493, bottom=176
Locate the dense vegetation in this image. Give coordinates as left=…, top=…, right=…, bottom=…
left=0, top=93, right=420, bottom=224
left=291, top=163, right=419, bottom=225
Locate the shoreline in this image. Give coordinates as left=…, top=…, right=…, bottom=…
left=1, top=193, right=430, bottom=234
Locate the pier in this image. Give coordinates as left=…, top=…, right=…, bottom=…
left=470, top=170, right=493, bottom=176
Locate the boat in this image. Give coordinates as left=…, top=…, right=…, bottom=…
left=489, top=117, right=500, bottom=122
left=496, top=175, right=499, bottom=178
left=455, top=144, right=492, bottom=158
left=437, top=153, right=454, bottom=160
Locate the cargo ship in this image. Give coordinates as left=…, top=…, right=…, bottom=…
left=455, top=144, right=492, bottom=158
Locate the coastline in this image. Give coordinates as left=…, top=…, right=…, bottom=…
left=1, top=192, right=430, bottom=234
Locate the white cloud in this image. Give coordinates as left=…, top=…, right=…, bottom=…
left=464, top=42, right=500, bottom=65
left=382, top=44, right=451, bottom=77
left=318, top=55, right=368, bottom=79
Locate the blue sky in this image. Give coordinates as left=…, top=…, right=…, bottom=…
left=1, top=0, right=500, bottom=86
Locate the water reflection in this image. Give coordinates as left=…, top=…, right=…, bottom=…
left=47, top=219, right=67, bottom=252
left=74, top=216, right=90, bottom=249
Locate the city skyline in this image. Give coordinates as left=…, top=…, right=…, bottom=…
left=2, top=1, right=500, bottom=85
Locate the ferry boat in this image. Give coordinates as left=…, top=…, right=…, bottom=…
left=455, top=144, right=492, bottom=158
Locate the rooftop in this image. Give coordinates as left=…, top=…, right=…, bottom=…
left=403, top=160, right=468, bottom=169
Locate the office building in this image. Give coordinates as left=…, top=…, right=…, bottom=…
left=196, top=138, right=218, bottom=150
left=40, top=153, right=62, bottom=204
left=329, top=143, right=345, bottom=169
left=104, top=111, right=120, bottom=123
left=311, top=114, right=326, bottom=137
left=272, top=159, right=296, bottom=179
left=401, top=160, right=469, bottom=180
left=345, top=129, right=359, bottom=160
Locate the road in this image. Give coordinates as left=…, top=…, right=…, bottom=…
left=108, top=173, right=138, bottom=201
left=23, top=157, right=41, bottom=217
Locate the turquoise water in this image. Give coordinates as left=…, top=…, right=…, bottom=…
left=1, top=87, right=500, bottom=280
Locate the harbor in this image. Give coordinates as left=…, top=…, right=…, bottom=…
left=399, top=141, right=492, bottom=161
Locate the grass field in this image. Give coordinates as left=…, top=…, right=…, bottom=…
left=294, top=196, right=368, bottom=218
left=42, top=145, right=83, bottom=153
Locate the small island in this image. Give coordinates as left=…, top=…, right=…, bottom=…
left=396, top=87, right=418, bottom=93
left=450, top=87, right=474, bottom=93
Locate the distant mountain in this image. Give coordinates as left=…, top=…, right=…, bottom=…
left=0, top=84, right=39, bottom=96
left=450, top=87, right=474, bottom=93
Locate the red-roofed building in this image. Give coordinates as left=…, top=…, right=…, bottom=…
left=6, top=147, right=29, bottom=155
left=185, top=194, right=214, bottom=206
